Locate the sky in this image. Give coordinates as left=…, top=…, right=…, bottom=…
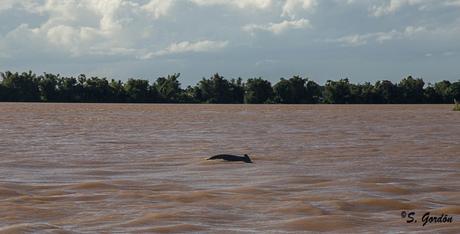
left=0, top=0, right=459, bottom=85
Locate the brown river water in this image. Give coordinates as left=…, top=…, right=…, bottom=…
left=0, top=103, right=459, bottom=233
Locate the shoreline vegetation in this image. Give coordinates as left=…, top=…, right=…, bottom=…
left=454, top=99, right=460, bottom=111
left=1, top=71, right=459, bottom=105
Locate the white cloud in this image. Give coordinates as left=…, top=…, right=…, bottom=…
left=368, top=0, right=460, bottom=17
left=1, top=0, right=460, bottom=83
left=445, top=0, right=460, bottom=6
left=328, top=26, right=426, bottom=46
left=0, top=0, right=15, bottom=11
left=0, top=0, right=41, bottom=13
left=142, top=40, right=229, bottom=59
left=142, top=0, right=175, bottom=19
left=189, top=0, right=272, bottom=9
left=163, top=40, right=229, bottom=54
left=404, top=25, right=425, bottom=35
left=282, top=0, right=317, bottom=18
left=0, top=0, right=160, bottom=58
left=243, top=19, right=310, bottom=35
left=46, top=25, right=80, bottom=48
left=371, top=0, right=428, bottom=17
left=330, top=34, right=369, bottom=47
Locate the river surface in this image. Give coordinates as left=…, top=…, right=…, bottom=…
left=0, top=103, right=459, bottom=233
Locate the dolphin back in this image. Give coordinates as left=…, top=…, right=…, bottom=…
left=207, top=155, right=226, bottom=160
left=207, top=154, right=252, bottom=163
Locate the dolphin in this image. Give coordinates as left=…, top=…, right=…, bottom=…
left=207, top=154, right=253, bottom=163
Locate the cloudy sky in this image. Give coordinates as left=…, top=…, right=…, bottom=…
left=1, top=0, right=459, bottom=85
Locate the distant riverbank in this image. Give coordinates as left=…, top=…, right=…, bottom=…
left=1, top=71, right=459, bottom=104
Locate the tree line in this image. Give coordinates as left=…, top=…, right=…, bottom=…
left=0, top=71, right=459, bottom=104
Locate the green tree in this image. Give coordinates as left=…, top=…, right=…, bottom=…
left=181, top=85, right=200, bottom=103
left=451, top=81, right=460, bottom=102
left=124, top=78, right=150, bottom=102
left=355, top=82, right=378, bottom=104
left=434, top=80, right=452, bottom=103
left=229, top=78, right=245, bottom=104
left=398, top=76, right=425, bottom=103
left=1, top=71, right=40, bottom=101
left=273, top=76, right=319, bottom=104
left=305, top=79, right=322, bottom=104
left=273, top=78, right=291, bottom=104
left=154, top=74, right=182, bottom=102
left=0, top=83, right=6, bottom=101
left=82, top=76, right=114, bottom=102
left=323, top=78, right=352, bottom=104
left=424, top=83, right=442, bottom=104
left=109, top=79, right=127, bottom=102
left=57, top=76, right=81, bottom=102
left=244, top=78, right=273, bottom=104
left=288, top=76, right=307, bottom=104
left=374, top=80, right=399, bottom=104
left=196, top=73, right=235, bottom=103
left=38, top=73, right=59, bottom=102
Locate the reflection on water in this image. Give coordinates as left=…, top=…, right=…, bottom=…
left=0, top=103, right=459, bottom=233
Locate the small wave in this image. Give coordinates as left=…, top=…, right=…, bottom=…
left=268, top=202, right=326, bottom=216
left=120, top=212, right=187, bottom=227
left=149, top=190, right=217, bottom=203
left=431, top=206, right=460, bottom=215
left=279, top=215, right=374, bottom=232
left=335, top=198, right=417, bottom=212
left=139, top=224, right=206, bottom=233
left=361, top=182, right=412, bottom=195
left=0, top=223, right=73, bottom=234
left=65, top=181, right=118, bottom=190
left=0, top=187, right=22, bottom=197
